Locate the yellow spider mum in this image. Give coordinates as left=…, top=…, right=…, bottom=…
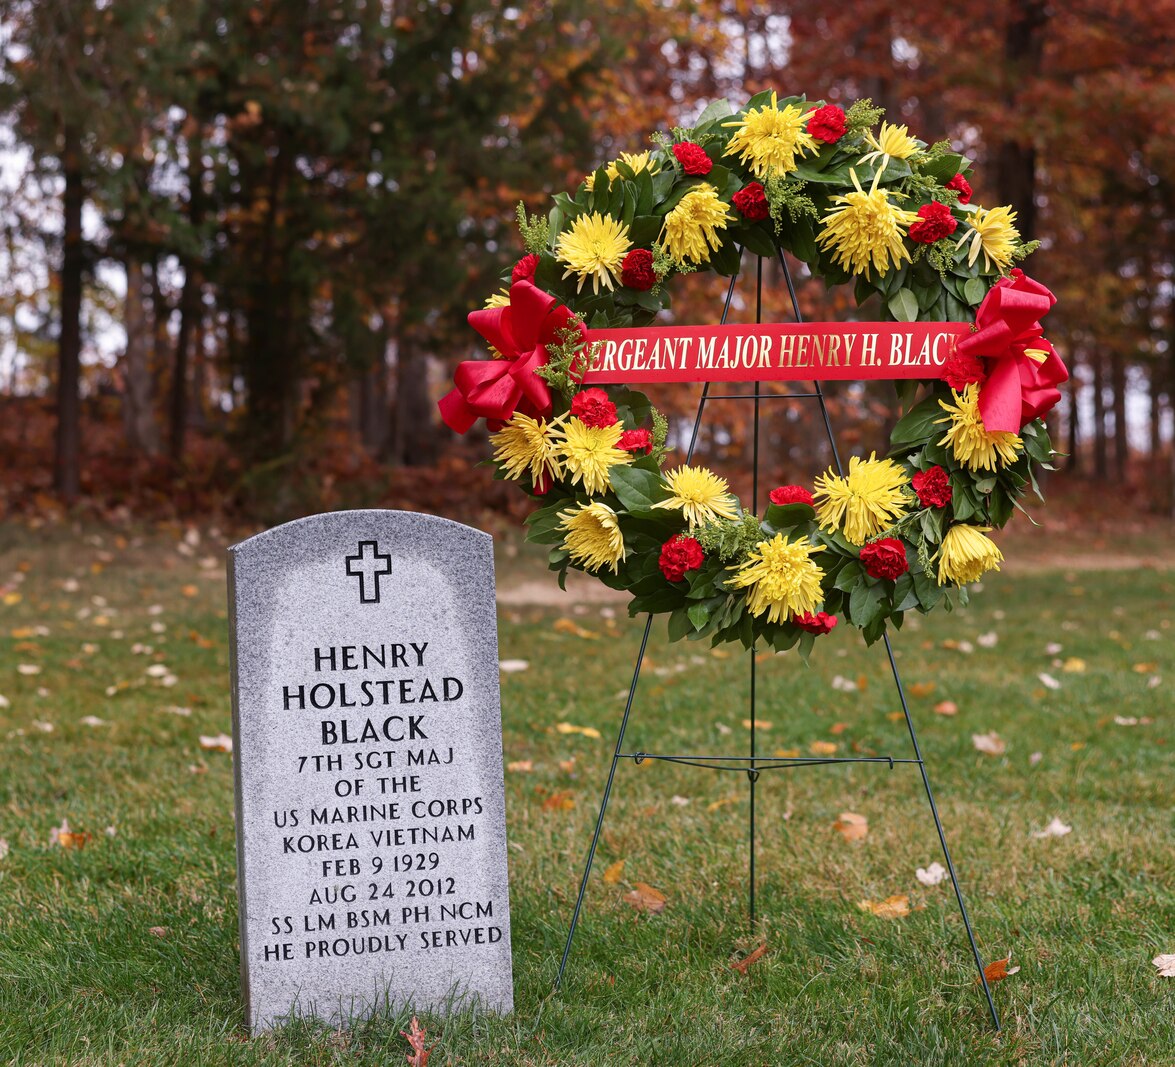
left=490, top=412, right=566, bottom=488
left=660, top=185, right=731, bottom=266
left=722, top=92, right=819, bottom=178
left=553, top=416, right=631, bottom=496
left=817, top=169, right=920, bottom=279
left=482, top=289, right=512, bottom=357
left=935, top=384, right=1023, bottom=471
left=859, top=122, right=920, bottom=169
left=652, top=465, right=740, bottom=528
left=558, top=501, right=626, bottom=575
left=555, top=211, right=633, bottom=294
left=936, top=524, right=1003, bottom=586
left=957, top=205, right=1020, bottom=272
left=584, top=151, right=660, bottom=190
left=727, top=534, right=827, bottom=625
left=813, top=452, right=909, bottom=545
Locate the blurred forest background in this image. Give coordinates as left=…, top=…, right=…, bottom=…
left=1, top=0, right=1173, bottom=524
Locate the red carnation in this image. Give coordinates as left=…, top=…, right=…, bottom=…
left=618, top=428, right=653, bottom=455
left=511, top=253, right=539, bottom=283
left=732, top=182, right=770, bottom=221
left=941, top=348, right=987, bottom=391
left=659, top=535, right=705, bottom=583
left=807, top=104, right=847, bottom=144
left=570, top=387, right=618, bottom=429
left=945, top=173, right=973, bottom=204
left=907, top=202, right=958, bottom=244
left=672, top=141, right=713, bottom=176
left=860, top=538, right=909, bottom=581
left=769, top=484, right=815, bottom=507
left=620, top=248, right=657, bottom=291
left=911, top=466, right=952, bottom=509
left=794, top=611, right=838, bottom=635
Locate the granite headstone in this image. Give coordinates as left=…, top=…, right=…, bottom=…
left=228, top=510, right=513, bottom=1031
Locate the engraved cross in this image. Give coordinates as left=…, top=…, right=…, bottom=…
left=344, top=541, right=392, bottom=604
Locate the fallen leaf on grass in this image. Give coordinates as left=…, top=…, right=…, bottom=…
left=148, top=926, right=170, bottom=938
left=977, top=631, right=999, bottom=648
left=506, top=760, right=533, bottom=773
left=972, top=731, right=1006, bottom=756
left=731, top=943, right=768, bottom=975
left=558, top=757, right=576, bottom=773
left=0, top=839, right=8, bottom=861
left=80, top=716, right=107, bottom=727
left=1031, top=817, right=1072, bottom=839
left=670, top=795, right=691, bottom=806
left=831, top=675, right=858, bottom=692
left=1038, top=672, right=1062, bottom=690
left=1132, top=662, right=1158, bottom=674
left=981, top=955, right=1020, bottom=982
left=624, top=882, right=667, bottom=914
left=810, top=740, right=838, bottom=756
left=499, top=659, right=530, bottom=673
left=834, top=812, right=868, bottom=841
left=199, top=733, right=233, bottom=753
left=400, top=1015, right=435, bottom=1067
left=603, top=860, right=624, bottom=884
left=916, top=862, right=948, bottom=886
left=707, top=795, right=740, bottom=812
left=17, top=664, right=41, bottom=676
left=1153, top=954, right=1175, bottom=978
left=1062, top=658, right=1086, bottom=673
left=1029, top=751, right=1043, bottom=766
left=32, top=721, right=54, bottom=733
left=50, top=819, right=91, bottom=850
left=742, top=718, right=773, bottom=730
left=180, top=584, right=199, bottom=598
left=542, top=791, right=575, bottom=812
left=773, top=748, right=801, bottom=758
left=0, top=694, right=9, bottom=708
left=552, top=618, right=598, bottom=640
left=858, top=895, right=910, bottom=919
left=554, top=722, right=602, bottom=739
left=933, top=701, right=958, bottom=717
left=829, top=722, right=849, bottom=735
left=886, top=711, right=905, bottom=722
left=908, top=682, right=936, bottom=698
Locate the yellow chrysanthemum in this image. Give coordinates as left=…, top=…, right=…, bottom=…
left=813, top=453, right=909, bottom=545
left=660, top=185, right=731, bottom=266
left=482, top=289, right=512, bottom=357
left=859, top=122, right=920, bottom=169
left=936, top=524, right=1003, bottom=586
left=558, top=501, right=626, bottom=574
left=584, top=151, right=660, bottom=190
left=956, top=205, right=1020, bottom=272
left=817, top=169, right=920, bottom=278
left=727, top=534, right=827, bottom=625
left=555, top=212, right=632, bottom=295
left=490, top=412, right=566, bottom=489
left=935, top=384, right=1023, bottom=471
left=722, top=91, right=819, bottom=178
left=553, top=417, right=631, bottom=496
left=652, top=465, right=740, bottom=528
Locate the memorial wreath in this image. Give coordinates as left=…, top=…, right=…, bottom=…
left=439, top=92, right=1068, bottom=659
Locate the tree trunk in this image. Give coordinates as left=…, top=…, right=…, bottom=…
left=1091, top=351, right=1108, bottom=481
left=170, top=148, right=205, bottom=463
left=121, top=260, right=160, bottom=454
left=996, top=1, right=1048, bottom=240
left=54, top=122, right=84, bottom=501
left=391, top=330, right=438, bottom=466
left=1111, top=352, right=1128, bottom=482
left=1065, top=352, right=1080, bottom=472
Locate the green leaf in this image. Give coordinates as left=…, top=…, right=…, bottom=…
left=889, top=395, right=943, bottom=445
left=765, top=501, right=816, bottom=529
left=893, top=573, right=919, bottom=612
left=849, top=581, right=885, bottom=629
left=628, top=215, right=662, bottom=248
left=667, top=607, right=693, bottom=642
left=833, top=560, right=863, bottom=592
left=738, top=224, right=777, bottom=259
left=888, top=289, right=920, bottom=322
left=695, top=98, right=735, bottom=126
left=609, top=466, right=670, bottom=514
left=962, top=277, right=988, bottom=307
left=687, top=603, right=711, bottom=631
left=912, top=568, right=943, bottom=610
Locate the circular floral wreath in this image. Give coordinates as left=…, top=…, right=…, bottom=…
left=439, top=92, right=1068, bottom=659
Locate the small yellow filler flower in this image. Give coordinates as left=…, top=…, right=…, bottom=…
left=722, top=91, right=819, bottom=178
left=858, top=122, right=920, bottom=169
left=553, top=417, right=631, bottom=496
left=813, top=453, right=909, bottom=545
left=660, top=184, right=731, bottom=266
left=727, top=534, right=827, bottom=625
left=584, top=151, right=660, bottom=190
left=817, top=169, right=920, bottom=278
left=558, top=501, right=626, bottom=575
left=652, top=465, right=740, bottom=528
left=555, top=211, right=633, bottom=294
left=936, top=524, right=1003, bottom=586
left=490, top=412, right=566, bottom=488
left=956, top=205, right=1020, bottom=272
left=935, top=384, right=1023, bottom=471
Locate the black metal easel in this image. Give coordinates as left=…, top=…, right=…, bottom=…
left=553, top=249, right=1002, bottom=1031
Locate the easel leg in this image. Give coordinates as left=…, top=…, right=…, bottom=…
left=883, top=634, right=1002, bottom=1030
left=554, top=615, right=654, bottom=989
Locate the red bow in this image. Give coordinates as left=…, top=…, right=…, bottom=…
left=954, top=270, right=1068, bottom=433
left=439, top=280, right=582, bottom=434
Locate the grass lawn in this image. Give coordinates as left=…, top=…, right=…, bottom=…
left=0, top=520, right=1172, bottom=1066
